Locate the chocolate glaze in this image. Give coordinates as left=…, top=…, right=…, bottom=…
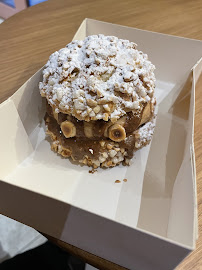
left=58, top=113, right=68, bottom=124
left=93, top=120, right=108, bottom=137
left=45, top=114, right=139, bottom=161
left=119, top=135, right=136, bottom=159
left=46, top=101, right=54, bottom=117
left=124, top=111, right=141, bottom=133
left=45, top=114, right=101, bottom=160
left=46, top=101, right=147, bottom=139
left=44, top=99, right=153, bottom=161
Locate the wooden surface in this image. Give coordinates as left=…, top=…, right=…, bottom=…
left=0, top=0, right=202, bottom=269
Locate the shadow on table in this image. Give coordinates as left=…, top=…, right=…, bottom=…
left=0, top=241, right=85, bottom=270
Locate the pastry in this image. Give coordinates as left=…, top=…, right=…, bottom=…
left=39, top=34, right=156, bottom=168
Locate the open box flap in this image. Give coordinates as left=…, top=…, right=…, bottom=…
left=0, top=99, right=33, bottom=179
left=167, top=59, right=202, bottom=246
left=191, top=58, right=202, bottom=240
left=10, top=69, right=43, bottom=137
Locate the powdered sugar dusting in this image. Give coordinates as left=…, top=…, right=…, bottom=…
left=135, top=118, right=155, bottom=149
left=39, top=35, right=155, bottom=122
left=139, top=120, right=155, bottom=141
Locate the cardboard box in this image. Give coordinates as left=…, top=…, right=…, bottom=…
left=0, top=19, right=202, bottom=270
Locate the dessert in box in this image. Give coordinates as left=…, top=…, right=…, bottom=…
left=39, top=35, right=156, bottom=168
left=0, top=19, right=202, bottom=270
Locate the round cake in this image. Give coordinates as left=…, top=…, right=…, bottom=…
left=39, top=34, right=156, bottom=168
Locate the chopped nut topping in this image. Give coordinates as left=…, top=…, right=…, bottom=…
left=40, top=35, right=155, bottom=122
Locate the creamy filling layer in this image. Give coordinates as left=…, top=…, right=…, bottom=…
left=45, top=113, right=152, bottom=161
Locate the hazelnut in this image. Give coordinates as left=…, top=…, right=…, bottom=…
left=109, top=124, right=126, bottom=142
left=61, top=121, right=76, bottom=138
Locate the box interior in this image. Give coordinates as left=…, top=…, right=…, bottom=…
left=1, top=19, right=202, bottom=250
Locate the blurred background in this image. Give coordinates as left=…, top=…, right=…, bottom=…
left=0, top=0, right=47, bottom=20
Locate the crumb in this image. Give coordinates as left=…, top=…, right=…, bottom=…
left=89, top=148, right=94, bottom=154
left=115, top=180, right=121, bottom=183
left=123, top=178, right=127, bottom=182
left=89, top=168, right=97, bottom=174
